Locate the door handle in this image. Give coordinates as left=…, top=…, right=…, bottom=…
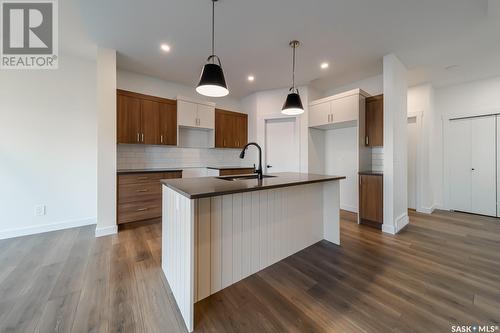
left=267, top=165, right=272, bottom=168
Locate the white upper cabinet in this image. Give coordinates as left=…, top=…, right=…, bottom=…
left=308, top=89, right=367, bottom=129
left=177, top=98, right=215, bottom=129
left=309, top=102, right=331, bottom=128
left=197, top=103, right=215, bottom=129
left=177, top=100, right=198, bottom=127
left=331, top=94, right=359, bottom=123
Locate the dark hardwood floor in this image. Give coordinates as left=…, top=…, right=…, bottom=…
left=0, top=210, right=499, bottom=332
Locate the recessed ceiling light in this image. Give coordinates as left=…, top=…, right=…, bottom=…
left=247, top=75, right=255, bottom=82
left=160, top=44, right=171, bottom=52
left=320, top=62, right=329, bottom=69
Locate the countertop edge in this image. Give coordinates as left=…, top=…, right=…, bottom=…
left=162, top=176, right=346, bottom=199
left=117, top=169, right=183, bottom=174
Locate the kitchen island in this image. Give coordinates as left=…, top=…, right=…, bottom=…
left=161, top=172, right=345, bottom=331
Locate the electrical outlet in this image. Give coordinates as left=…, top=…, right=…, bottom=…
left=35, top=204, right=46, bottom=216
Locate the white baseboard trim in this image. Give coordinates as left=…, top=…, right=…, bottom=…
left=95, top=225, right=118, bottom=237
left=340, top=204, right=358, bottom=213
left=382, top=212, right=409, bottom=235
left=0, top=217, right=96, bottom=240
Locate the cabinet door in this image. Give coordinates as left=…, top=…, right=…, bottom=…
left=365, top=95, right=383, bottom=146
left=159, top=102, right=177, bottom=145
left=197, top=104, right=215, bottom=129
left=309, top=102, right=330, bottom=127
left=177, top=100, right=198, bottom=127
left=235, top=114, right=248, bottom=148
left=331, top=94, right=358, bottom=124
left=141, top=99, right=160, bottom=145
left=215, top=110, right=234, bottom=148
left=359, top=175, right=383, bottom=224
left=117, top=94, right=142, bottom=144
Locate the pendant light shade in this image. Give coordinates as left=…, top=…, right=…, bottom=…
left=196, top=56, right=229, bottom=97
left=282, top=91, right=304, bottom=115
left=282, top=40, right=304, bottom=115
left=196, top=0, right=229, bottom=97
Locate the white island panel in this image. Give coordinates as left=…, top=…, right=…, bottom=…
left=162, top=180, right=341, bottom=332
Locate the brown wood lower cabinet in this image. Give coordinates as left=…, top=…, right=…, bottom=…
left=359, top=173, right=383, bottom=228
left=117, top=171, right=182, bottom=224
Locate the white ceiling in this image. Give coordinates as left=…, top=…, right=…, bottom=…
left=74, top=0, right=500, bottom=97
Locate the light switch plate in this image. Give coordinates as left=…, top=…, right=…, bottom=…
left=35, top=204, right=46, bottom=216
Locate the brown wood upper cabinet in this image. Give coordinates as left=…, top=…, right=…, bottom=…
left=117, top=89, right=177, bottom=145
left=365, top=94, right=383, bottom=147
left=359, top=174, right=383, bottom=228
left=215, top=109, right=248, bottom=148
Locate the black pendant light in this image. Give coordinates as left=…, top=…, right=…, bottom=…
left=196, top=0, right=229, bottom=97
left=282, top=40, right=304, bottom=115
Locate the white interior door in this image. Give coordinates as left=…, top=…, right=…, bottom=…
left=265, top=118, right=299, bottom=173
left=449, top=118, right=472, bottom=213
left=470, top=116, right=496, bottom=216
left=448, top=116, right=496, bottom=216
left=407, top=117, right=417, bottom=210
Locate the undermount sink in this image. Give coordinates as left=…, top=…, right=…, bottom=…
left=216, top=174, right=277, bottom=181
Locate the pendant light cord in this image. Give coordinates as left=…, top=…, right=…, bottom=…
left=292, top=44, right=296, bottom=91
left=211, top=0, right=215, bottom=63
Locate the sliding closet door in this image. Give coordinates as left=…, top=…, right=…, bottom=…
left=470, top=116, right=496, bottom=216
left=449, top=119, right=472, bottom=213
left=449, top=116, right=496, bottom=217
left=498, top=116, right=500, bottom=217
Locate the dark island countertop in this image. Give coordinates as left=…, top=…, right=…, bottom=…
left=117, top=168, right=183, bottom=175
left=206, top=166, right=254, bottom=170
left=161, top=172, right=346, bottom=199
left=358, top=170, right=383, bottom=176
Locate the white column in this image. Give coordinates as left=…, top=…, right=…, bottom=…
left=382, top=54, right=408, bottom=234
left=96, top=48, right=117, bottom=237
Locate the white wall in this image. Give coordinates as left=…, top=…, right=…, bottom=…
left=117, top=70, right=242, bottom=112
left=383, top=54, right=408, bottom=234
left=96, top=48, right=117, bottom=237
left=324, top=127, right=358, bottom=212
left=323, top=75, right=383, bottom=97
left=0, top=54, right=98, bottom=239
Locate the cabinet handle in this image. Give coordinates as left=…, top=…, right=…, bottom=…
left=137, top=133, right=140, bottom=142
left=136, top=189, right=148, bottom=192
left=223, top=139, right=226, bottom=147
left=137, top=208, right=148, bottom=212
left=141, top=133, right=144, bottom=142
left=160, top=135, right=163, bottom=144
left=365, top=136, right=369, bottom=145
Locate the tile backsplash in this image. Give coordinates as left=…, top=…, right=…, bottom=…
left=371, top=147, right=384, bottom=172
left=117, top=144, right=248, bottom=170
